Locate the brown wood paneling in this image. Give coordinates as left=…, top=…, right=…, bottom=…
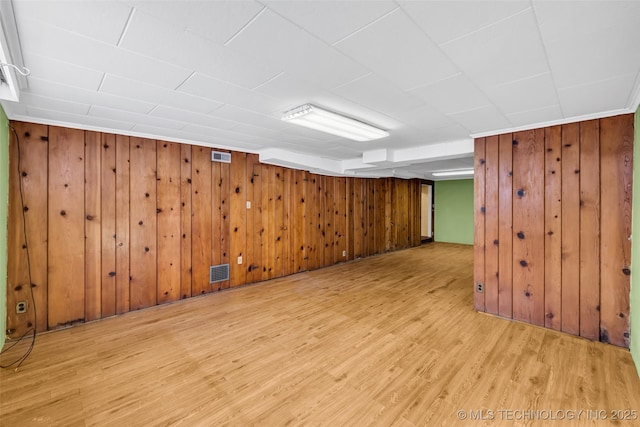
left=230, top=151, right=247, bottom=286
left=472, top=114, right=633, bottom=347
left=115, top=135, right=130, bottom=314
left=5, top=122, right=432, bottom=333
left=367, top=180, right=377, bottom=253
left=210, top=160, right=222, bottom=291
left=156, top=141, right=181, bottom=304
left=305, top=173, right=317, bottom=270
left=579, top=120, right=600, bottom=341
left=180, top=144, right=192, bottom=299
left=544, top=126, right=562, bottom=330
left=219, top=159, right=231, bottom=289
left=336, top=177, right=347, bottom=262
left=375, top=179, right=386, bottom=254
left=283, top=168, right=293, bottom=276
left=262, top=165, right=273, bottom=279
left=346, top=177, right=355, bottom=260
left=100, top=134, right=116, bottom=317
left=473, top=138, right=486, bottom=312
left=129, top=138, right=157, bottom=311
left=249, top=161, right=263, bottom=282
left=498, top=133, right=513, bottom=319
left=384, top=178, right=392, bottom=252
left=48, top=126, right=85, bottom=328
left=245, top=154, right=259, bottom=283
left=316, top=175, right=325, bottom=268
left=324, top=175, right=334, bottom=265
left=84, top=131, right=102, bottom=322
left=293, top=170, right=306, bottom=273
left=6, top=122, right=49, bottom=336
left=353, top=178, right=364, bottom=259
left=484, top=135, right=499, bottom=315
left=561, top=123, right=580, bottom=335
left=273, top=167, right=285, bottom=277
left=599, top=114, right=633, bottom=347
left=191, top=146, right=212, bottom=295
left=511, top=129, right=545, bottom=326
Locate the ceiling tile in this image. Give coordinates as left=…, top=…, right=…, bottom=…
left=88, top=105, right=185, bottom=131
left=149, top=105, right=238, bottom=131
left=13, top=0, right=132, bottom=45
left=558, top=74, right=637, bottom=118
left=263, top=0, right=397, bottom=44
left=252, top=72, right=330, bottom=111
left=439, top=8, right=549, bottom=88
left=226, top=9, right=369, bottom=90
left=534, top=0, right=640, bottom=43
left=409, top=74, right=491, bottom=115
left=18, top=18, right=193, bottom=89
left=100, top=74, right=223, bottom=115
left=20, top=92, right=90, bottom=116
left=26, top=77, right=156, bottom=114
left=543, top=25, right=640, bottom=89
left=181, top=123, right=269, bottom=148
left=22, top=52, right=104, bottom=91
left=485, top=73, right=560, bottom=115
left=26, top=106, right=135, bottom=132
left=388, top=105, right=457, bottom=131
left=505, top=104, right=563, bottom=127
left=178, top=73, right=290, bottom=113
left=399, top=0, right=530, bottom=45
left=335, top=9, right=459, bottom=90
left=129, top=0, right=264, bottom=45
left=130, top=123, right=261, bottom=151
left=332, top=74, right=425, bottom=115
left=212, top=104, right=291, bottom=132
left=448, top=105, right=512, bottom=133
left=119, top=9, right=280, bottom=89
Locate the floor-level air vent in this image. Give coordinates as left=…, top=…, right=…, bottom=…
left=211, top=151, right=231, bottom=163
left=210, top=264, right=230, bottom=283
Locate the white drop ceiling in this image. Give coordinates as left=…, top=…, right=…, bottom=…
left=1, top=0, right=639, bottom=179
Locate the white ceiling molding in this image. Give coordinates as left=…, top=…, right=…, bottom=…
left=471, top=107, right=633, bottom=139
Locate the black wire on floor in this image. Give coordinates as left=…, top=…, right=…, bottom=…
left=0, top=125, right=36, bottom=371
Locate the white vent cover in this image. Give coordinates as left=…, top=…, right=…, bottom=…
left=210, top=264, right=230, bottom=283
left=211, top=151, right=231, bottom=163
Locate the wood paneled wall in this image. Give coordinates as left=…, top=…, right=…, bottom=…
left=474, top=114, right=634, bottom=347
left=5, top=121, right=421, bottom=337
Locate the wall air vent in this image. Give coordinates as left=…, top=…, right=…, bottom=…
left=211, top=151, right=231, bottom=163
left=210, top=264, right=230, bottom=283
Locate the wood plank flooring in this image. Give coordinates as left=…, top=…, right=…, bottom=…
left=2, top=243, right=639, bottom=426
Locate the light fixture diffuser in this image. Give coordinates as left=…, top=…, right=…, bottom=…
left=432, top=169, right=474, bottom=177
left=282, top=104, right=389, bottom=142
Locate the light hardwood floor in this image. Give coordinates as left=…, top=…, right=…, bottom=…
left=1, top=243, right=639, bottom=426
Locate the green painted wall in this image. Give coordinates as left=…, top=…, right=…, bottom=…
left=0, top=105, right=8, bottom=347
left=631, top=105, right=640, bottom=375
left=434, top=179, right=474, bottom=245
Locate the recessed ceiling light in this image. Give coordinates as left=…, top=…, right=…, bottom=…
left=282, top=104, right=389, bottom=142
left=432, top=169, right=474, bottom=177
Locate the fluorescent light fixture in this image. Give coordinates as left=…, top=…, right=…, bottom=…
left=432, top=169, right=474, bottom=177
left=282, top=104, right=389, bottom=142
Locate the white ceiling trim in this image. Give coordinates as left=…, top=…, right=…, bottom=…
left=471, top=107, right=633, bottom=138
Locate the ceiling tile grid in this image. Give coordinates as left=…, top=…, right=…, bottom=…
left=0, top=0, right=638, bottom=179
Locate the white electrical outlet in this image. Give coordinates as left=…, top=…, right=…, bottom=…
left=246, top=201, right=251, bottom=209
left=342, top=250, right=346, bottom=257
left=237, top=256, right=243, bottom=265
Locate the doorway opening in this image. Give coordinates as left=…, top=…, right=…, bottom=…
left=421, top=180, right=434, bottom=243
